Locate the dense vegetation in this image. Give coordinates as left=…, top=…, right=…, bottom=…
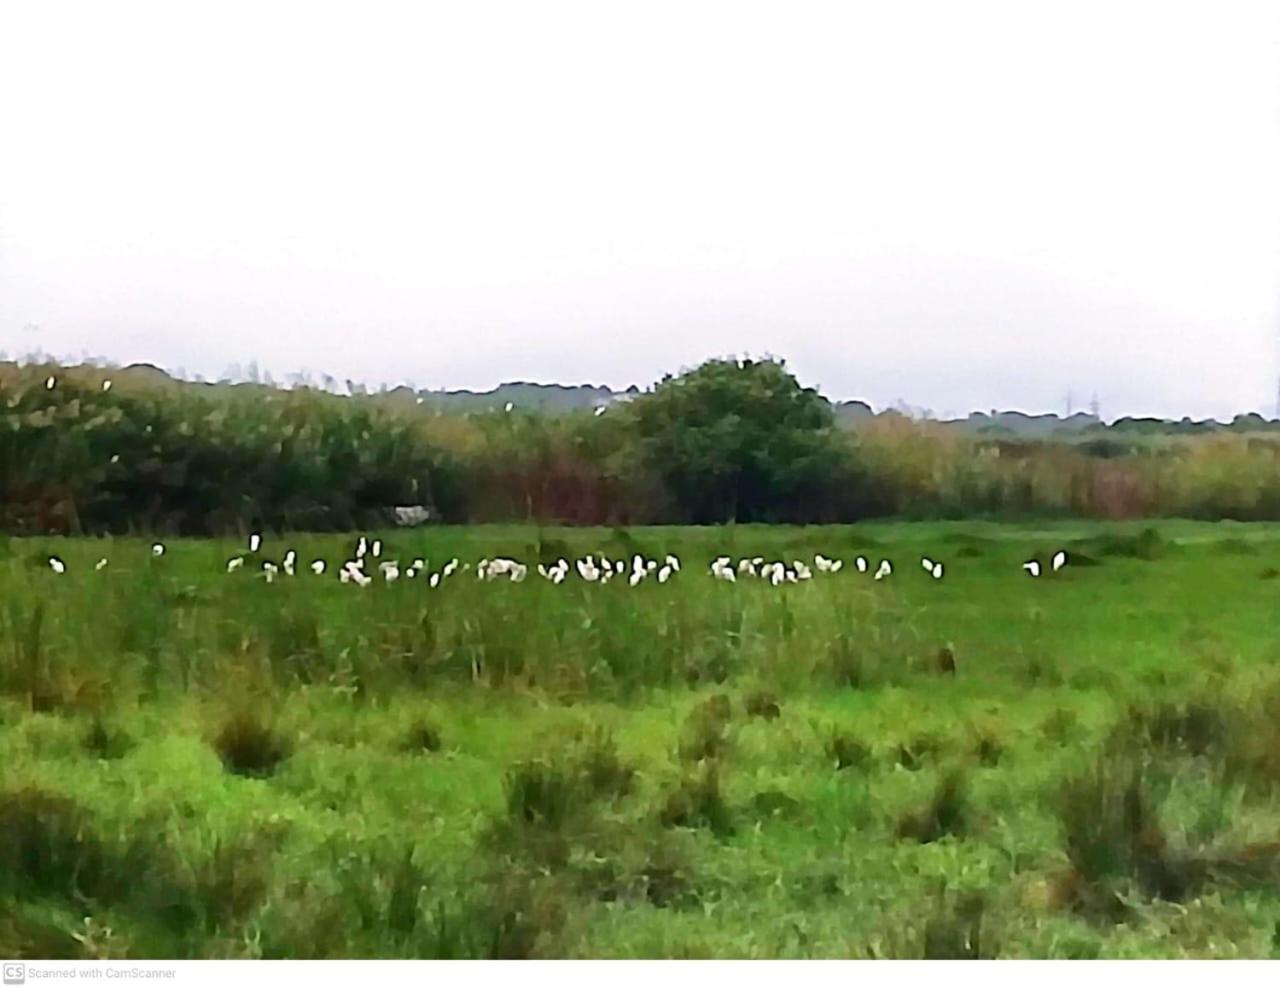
left=6, top=357, right=1280, bottom=534
left=5, top=521, right=1280, bottom=958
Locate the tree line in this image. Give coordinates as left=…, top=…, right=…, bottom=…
left=3, top=356, right=1280, bottom=534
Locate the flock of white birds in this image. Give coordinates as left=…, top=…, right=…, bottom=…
left=41, top=534, right=1071, bottom=587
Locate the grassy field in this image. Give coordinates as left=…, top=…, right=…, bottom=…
left=4, top=520, right=1280, bottom=959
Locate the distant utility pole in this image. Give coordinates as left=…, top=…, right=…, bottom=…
left=1089, top=392, right=1101, bottom=420
left=1065, top=390, right=1075, bottom=417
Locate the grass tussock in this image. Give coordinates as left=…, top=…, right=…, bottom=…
left=897, top=770, right=969, bottom=843
left=678, top=694, right=733, bottom=763
left=402, top=718, right=443, bottom=754
left=213, top=709, right=294, bottom=778
left=659, top=763, right=735, bottom=839
left=828, top=731, right=872, bottom=771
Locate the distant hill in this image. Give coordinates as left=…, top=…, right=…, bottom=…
left=412, top=381, right=640, bottom=413
left=5, top=360, right=1278, bottom=435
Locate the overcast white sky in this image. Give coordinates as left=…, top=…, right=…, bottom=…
left=2, top=1, right=1278, bottom=420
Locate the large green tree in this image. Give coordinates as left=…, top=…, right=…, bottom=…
left=628, top=357, right=856, bottom=523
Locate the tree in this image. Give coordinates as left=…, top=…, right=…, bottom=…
left=627, top=356, right=855, bottom=523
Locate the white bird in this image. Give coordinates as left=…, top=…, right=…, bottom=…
left=102, top=380, right=112, bottom=392
left=48, top=556, right=66, bottom=574
left=95, top=557, right=108, bottom=571
left=1052, top=550, right=1067, bottom=572
left=830, top=560, right=844, bottom=573
left=658, top=564, right=672, bottom=583
left=45, top=376, right=55, bottom=390
left=311, top=560, right=326, bottom=575
left=383, top=564, right=400, bottom=583
left=874, top=559, right=892, bottom=580
left=151, top=543, right=165, bottom=557
left=372, top=540, right=382, bottom=558
left=856, top=556, right=868, bottom=573
left=356, top=536, right=367, bottom=558
left=249, top=533, right=262, bottom=553
left=931, top=561, right=944, bottom=580
left=283, top=550, right=297, bottom=576
left=1023, top=560, right=1041, bottom=577
left=921, top=557, right=934, bottom=573
left=429, top=572, right=441, bottom=588
left=666, top=554, right=680, bottom=572
left=504, top=401, right=514, bottom=412
left=629, top=569, right=645, bottom=587
left=227, top=556, right=244, bottom=573
left=594, top=405, right=606, bottom=416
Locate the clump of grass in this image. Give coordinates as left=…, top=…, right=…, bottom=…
left=922, top=890, right=990, bottom=959
left=82, top=716, right=134, bottom=761
left=505, top=759, right=581, bottom=830
left=503, top=727, right=634, bottom=832
left=1259, top=567, right=1280, bottom=580
left=971, top=728, right=1004, bottom=767
left=0, top=786, right=108, bottom=899
left=935, top=644, right=957, bottom=676
left=1130, top=700, right=1227, bottom=758
left=1056, top=750, right=1205, bottom=913
left=1073, top=527, right=1166, bottom=561
left=213, top=709, right=294, bottom=778
left=827, top=732, right=871, bottom=771
left=403, top=718, right=443, bottom=754
left=896, top=734, right=945, bottom=772
left=574, top=726, right=635, bottom=800
left=750, top=789, right=800, bottom=820
left=897, top=770, right=969, bottom=843
left=659, top=764, right=735, bottom=839
left=678, top=694, right=733, bottom=763
left=743, top=689, right=781, bottom=720
left=1041, top=707, right=1079, bottom=746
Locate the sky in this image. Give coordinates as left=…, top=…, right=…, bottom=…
left=1, top=0, right=1278, bottom=421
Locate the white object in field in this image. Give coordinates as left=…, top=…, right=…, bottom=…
left=1052, top=551, right=1067, bottom=572
left=227, top=556, right=244, bottom=572
left=658, top=565, right=672, bottom=583
left=46, top=376, right=55, bottom=389
left=372, top=540, right=382, bottom=558
left=504, top=401, right=514, bottom=412
left=931, top=562, right=944, bottom=579
left=152, top=543, right=165, bottom=556
left=249, top=533, right=262, bottom=553
left=103, top=380, right=112, bottom=392
left=95, top=557, right=108, bottom=571
left=1023, top=560, right=1041, bottom=577
left=629, top=569, right=644, bottom=587
left=874, top=559, right=892, bottom=580
left=429, top=572, right=441, bottom=588
left=830, top=559, right=844, bottom=573
left=921, top=557, right=934, bottom=572
left=48, top=556, right=66, bottom=574
left=311, top=560, right=326, bottom=575
left=393, top=505, right=431, bottom=527
left=855, top=556, right=868, bottom=573
left=356, top=536, right=367, bottom=558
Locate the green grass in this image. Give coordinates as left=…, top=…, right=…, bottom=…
left=4, top=520, right=1280, bottom=958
